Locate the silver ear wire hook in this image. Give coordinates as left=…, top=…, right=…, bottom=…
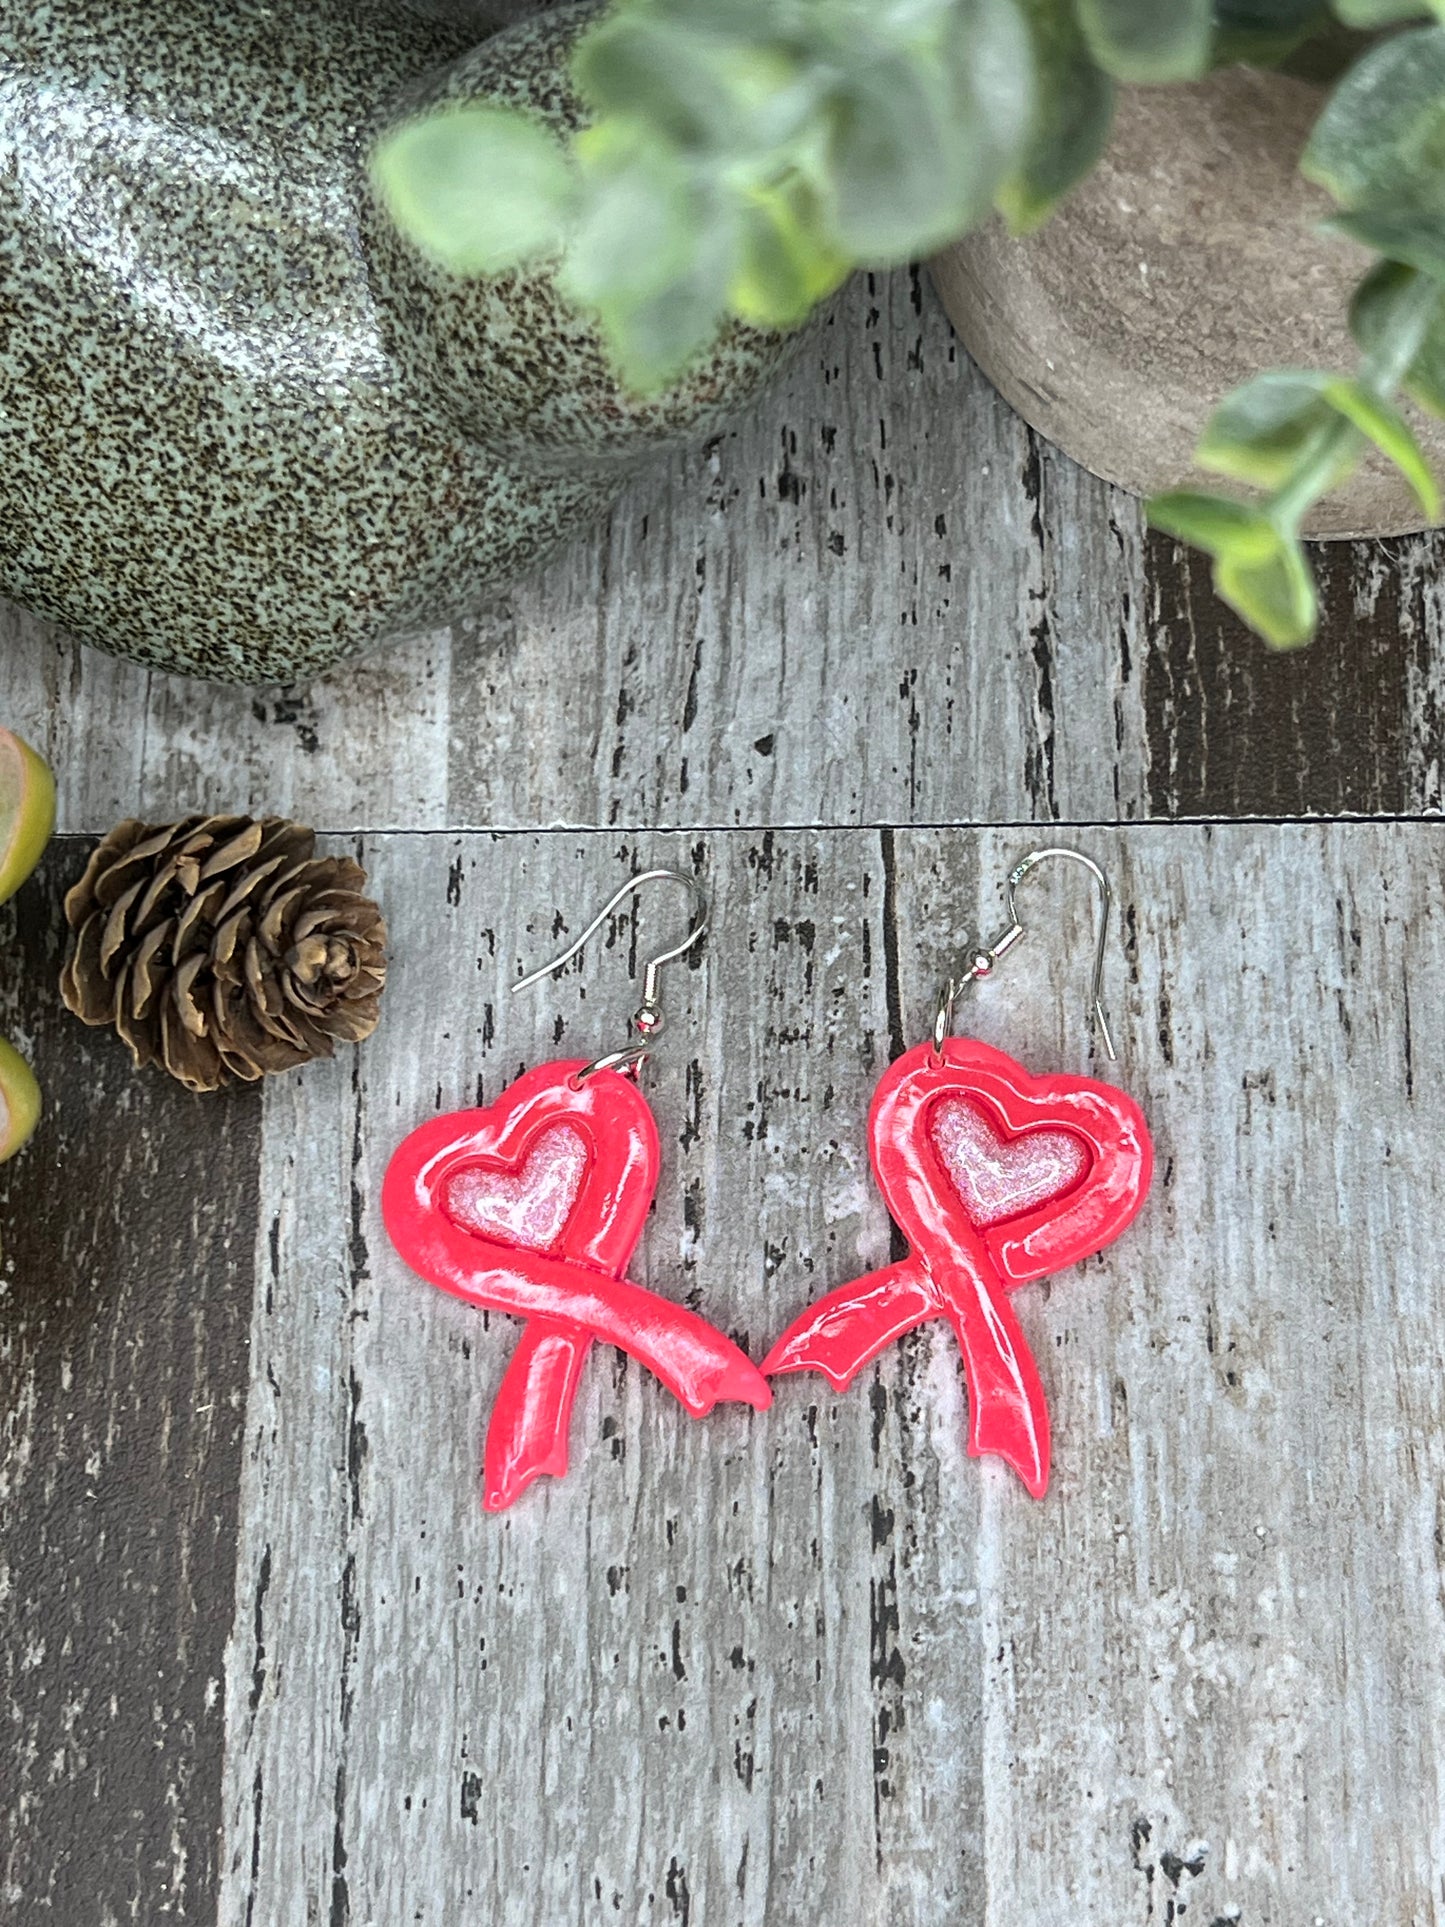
left=511, top=867, right=709, bottom=1079
left=933, top=846, right=1118, bottom=1063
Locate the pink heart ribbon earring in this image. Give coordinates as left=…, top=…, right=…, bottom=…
left=763, top=848, right=1153, bottom=1498
left=383, top=869, right=770, bottom=1511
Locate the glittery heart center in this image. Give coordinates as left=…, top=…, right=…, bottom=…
left=931, top=1097, right=1088, bottom=1229
left=442, top=1125, right=588, bottom=1251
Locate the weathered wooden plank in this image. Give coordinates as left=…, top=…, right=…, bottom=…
left=1143, top=528, right=1445, bottom=819
left=445, top=274, right=1151, bottom=833
left=220, top=829, right=909, bottom=1926
left=0, top=272, right=1151, bottom=836
left=219, top=823, right=1445, bottom=1927
left=0, top=845, right=259, bottom=1926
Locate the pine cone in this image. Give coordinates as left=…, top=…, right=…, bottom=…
left=60, top=814, right=387, bottom=1092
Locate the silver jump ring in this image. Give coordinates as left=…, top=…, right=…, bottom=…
left=932, top=976, right=957, bottom=1057
left=573, top=1043, right=650, bottom=1083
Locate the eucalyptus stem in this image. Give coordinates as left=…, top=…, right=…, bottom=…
left=1268, top=270, right=1442, bottom=533
left=1268, top=416, right=1359, bottom=530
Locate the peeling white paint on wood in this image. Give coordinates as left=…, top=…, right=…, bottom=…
left=218, top=825, right=1445, bottom=1927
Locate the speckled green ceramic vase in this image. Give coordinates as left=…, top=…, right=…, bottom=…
left=0, top=1, right=789, bottom=684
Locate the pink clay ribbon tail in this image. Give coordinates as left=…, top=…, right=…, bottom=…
left=760, top=1259, right=938, bottom=1390
left=482, top=1320, right=591, bottom=1511
left=939, top=1264, right=1051, bottom=1499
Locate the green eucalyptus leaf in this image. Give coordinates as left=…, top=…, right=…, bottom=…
left=557, top=126, right=737, bottom=390
left=1306, top=27, right=1445, bottom=305
left=821, top=0, right=1032, bottom=260
left=1195, top=361, right=1440, bottom=513
left=1075, top=0, right=1213, bottom=81
left=1213, top=0, right=1334, bottom=66
left=1149, top=492, right=1319, bottom=647
left=371, top=106, right=573, bottom=274
left=1324, top=204, right=1445, bottom=285
left=601, top=265, right=736, bottom=392
left=1319, top=376, right=1442, bottom=513
left=731, top=178, right=850, bottom=327
left=1146, top=490, right=1282, bottom=557
left=944, top=0, right=1038, bottom=164
left=826, top=20, right=1023, bottom=260
left=1303, top=25, right=1445, bottom=212
left=562, top=125, right=702, bottom=305
left=572, top=12, right=818, bottom=156
left=826, top=61, right=964, bottom=257
left=873, top=0, right=969, bottom=31
left=1350, top=260, right=1445, bottom=414
left=1195, top=370, right=1342, bottom=489
left=997, top=0, right=1115, bottom=231
left=1216, top=530, right=1319, bottom=648
left=1331, top=0, right=1434, bottom=24
left=564, top=208, right=737, bottom=393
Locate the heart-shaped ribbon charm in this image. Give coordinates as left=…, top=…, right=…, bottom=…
left=762, top=1038, right=1152, bottom=1496
left=384, top=1060, right=770, bottom=1510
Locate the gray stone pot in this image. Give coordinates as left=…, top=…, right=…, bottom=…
left=929, top=65, right=1445, bottom=540
left=0, top=0, right=791, bottom=684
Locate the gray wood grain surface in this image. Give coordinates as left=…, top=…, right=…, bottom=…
left=212, top=826, right=1444, bottom=1927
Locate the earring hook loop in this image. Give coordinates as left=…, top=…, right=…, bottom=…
left=511, top=867, right=709, bottom=1079
left=932, top=846, right=1118, bottom=1063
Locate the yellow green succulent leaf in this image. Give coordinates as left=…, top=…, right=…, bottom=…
left=0, top=1034, right=41, bottom=1164
left=0, top=727, right=55, bottom=907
